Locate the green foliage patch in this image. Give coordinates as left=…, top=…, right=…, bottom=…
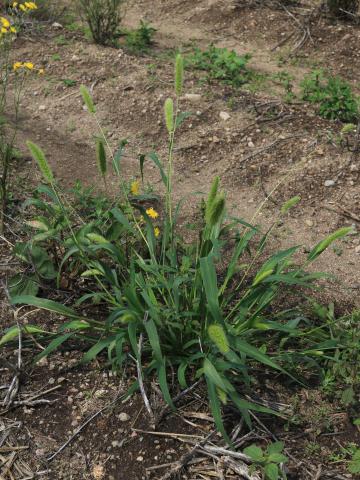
left=123, top=21, right=156, bottom=54
left=187, top=44, right=253, bottom=87
left=301, top=70, right=359, bottom=122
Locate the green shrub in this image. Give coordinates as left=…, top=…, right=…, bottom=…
left=187, top=44, right=252, bottom=87
left=301, top=70, right=359, bottom=122
left=3, top=56, right=352, bottom=440
left=78, top=0, right=125, bottom=46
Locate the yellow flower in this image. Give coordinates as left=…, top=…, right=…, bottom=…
left=1, top=17, right=10, bottom=28
left=19, top=4, right=26, bottom=11
left=23, top=62, right=34, bottom=70
left=130, top=180, right=139, bottom=195
left=146, top=207, right=158, bottom=219
left=10, top=26, right=17, bottom=33
left=154, top=227, right=160, bottom=238
left=13, top=62, right=23, bottom=71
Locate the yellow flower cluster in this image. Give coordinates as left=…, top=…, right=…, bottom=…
left=0, top=17, right=17, bottom=37
left=129, top=183, right=160, bottom=238
left=146, top=207, right=159, bottom=219
left=11, top=2, right=38, bottom=12
left=130, top=180, right=139, bottom=196
left=146, top=208, right=160, bottom=237
left=13, top=61, right=44, bottom=75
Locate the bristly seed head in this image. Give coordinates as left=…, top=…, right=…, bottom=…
left=205, top=176, right=220, bottom=221
left=27, top=141, right=54, bottom=184
left=164, top=98, right=174, bottom=134
left=206, top=193, right=225, bottom=227
left=208, top=324, right=230, bottom=354
left=80, top=85, right=96, bottom=114
left=96, top=138, right=107, bottom=178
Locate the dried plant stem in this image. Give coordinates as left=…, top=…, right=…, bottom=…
left=136, top=313, right=155, bottom=423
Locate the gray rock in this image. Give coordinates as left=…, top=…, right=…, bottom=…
left=219, top=111, right=230, bottom=121
left=118, top=412, right=130, bottom=422
left=183, top=93, right=201, bottom=103
left=324, top=180, right=335, bottom=187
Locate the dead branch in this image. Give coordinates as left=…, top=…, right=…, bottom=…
left=158, top=431, right=216, bottom=480
left=136, top=312, right=155, bottom=424
left=221, top=456, right=261, bottom=480
left=2, top=311, right=22, bottom=409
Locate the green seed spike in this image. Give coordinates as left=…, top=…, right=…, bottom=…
left=164, top=98, right=174, bottom=134
left=175, top=54, right=184, bottom=96
left=95, top=138, right=107, bottom=178
left=80, top=85, right=96, bottom=114
left=208, top=324, right=230, bottom=354
left=205, top=176, right=219, bottom=221
left=27, top=141, right=54, bottom=184
left=307, top=226, right=353, bottom=261
left=207, top=193, right=225, bottom=227
left=281, top=195, right=301, bottom=215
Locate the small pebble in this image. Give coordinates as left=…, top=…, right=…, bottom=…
left=324, top=180, right=335, bottom=187
left=219, top=111, right=230, bottom=121
left=118, top=412, right=130, bottom=422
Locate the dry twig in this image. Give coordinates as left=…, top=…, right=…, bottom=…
left=136, top=312, right=155, bottom=424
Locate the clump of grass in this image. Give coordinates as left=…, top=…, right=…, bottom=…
left=3, top=55, right=354, bottom=444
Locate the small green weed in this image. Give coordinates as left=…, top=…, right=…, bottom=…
left=315, top=304, right=360, bottom=404
left=272, top=71, right=295, bottom=103
left=301, top=70, right=359, bottom=122
left=62, top=79, right=77, bottom=88
left=187, top=44, right=252, bottom=87
left=244, top=442, right=288, bottom=480
left=54, top=34, right=68, bottom=46
left=305, top=441, right=322, bottom=456
left=123, top=21, right=156, bottom=54
left=66, top=21, right=83, bottom=32
left=348, top=446, right=360, bottom=474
